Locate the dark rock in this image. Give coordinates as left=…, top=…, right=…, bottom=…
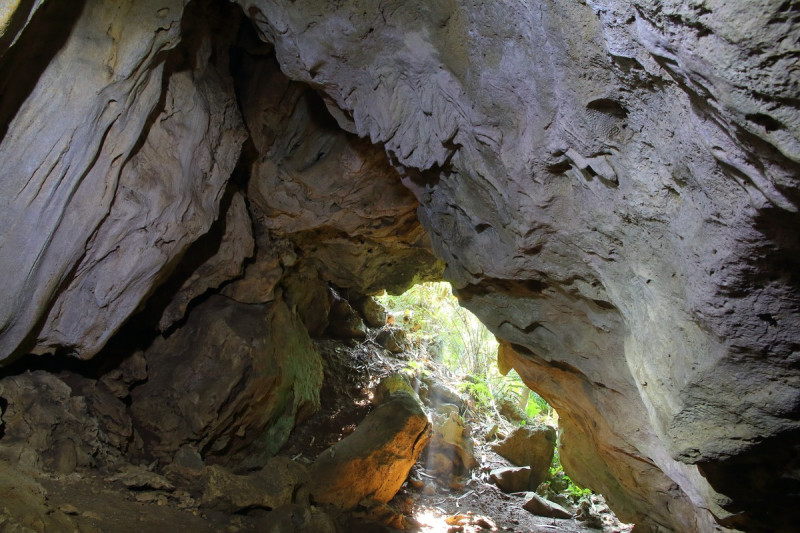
left=0, top=371, right=119, bottom=473
left=375, top=327, right=407, bottom=353
left=326, top=289, right=368, bottom=340
left=130, top=295, right=323, bottom=469
left=489, top=466, right=533, bottom=493
left=200, top=457, right=309, bottom=513
left=352, top=295, right=387, bottom=328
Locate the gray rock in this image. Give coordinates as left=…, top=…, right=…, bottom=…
left=523, top=492, right=573, bottom=519
left=492, top=426, right=556, bottom=489
left=489, top=466, right=533, bottom=494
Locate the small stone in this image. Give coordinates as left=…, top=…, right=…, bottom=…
left=58, top=504, right=79, bottom=515
left=522, top=492, right=572, bottom=519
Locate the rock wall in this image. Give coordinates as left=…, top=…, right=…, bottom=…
left=0, top=1, right=798, bottom=532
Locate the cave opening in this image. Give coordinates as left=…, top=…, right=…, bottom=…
left=2, top=0, right=799, bottom=532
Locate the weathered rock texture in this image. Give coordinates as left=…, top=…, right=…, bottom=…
left=131, top=295, right=323, bottom=469
left=0, top=1, right=798, bottom=532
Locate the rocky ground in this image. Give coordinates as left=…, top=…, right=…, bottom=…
left=0, top=300, right=632, bottom=533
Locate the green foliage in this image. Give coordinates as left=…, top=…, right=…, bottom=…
left=378, top=282, right=553, bottom=425
left=549, top=448, right=593, bottom=501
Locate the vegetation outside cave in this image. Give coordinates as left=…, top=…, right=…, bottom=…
left=376, top=282, right=620, bottom=527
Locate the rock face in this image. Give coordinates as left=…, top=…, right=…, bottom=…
left=130, top=295, right=323, bottom=469
left=0, top=1, right=798, bottom=532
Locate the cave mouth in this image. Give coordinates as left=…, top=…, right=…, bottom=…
left=368, top=281, right=633, bottom=532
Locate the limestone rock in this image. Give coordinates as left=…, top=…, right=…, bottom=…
left=308, top=392, right=430, bottom=510
left=237, top=48, right=443, bottom=296
left=325, top=289, right=367, bottom=340
left=375, top=327, right=408, bottom=354
left=492, top=426, right=556, bottom=490
left=424, top=411, right=477, bottom=480
left=374, top=373, right=418, bottom=405
left=489, top=466, right=533, bottom=494
left=352, top=295, right=388, bottom=328
left=157, top=190, right=255, bottom=331
left=523, top=492, right=572, bottom=519
left=0, top=371, right=118, bottom=473
left=108, top=465, right=175, bottom=492
left=200, top=457, right=309, bottom=513
left=130, top=295, right=323, bottom=468
left=421, top=377, right=464, bottom=409
left=240, top=1, right=800, bottom=530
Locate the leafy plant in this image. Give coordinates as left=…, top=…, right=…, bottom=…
left=377, top=282, right=557, bottom=425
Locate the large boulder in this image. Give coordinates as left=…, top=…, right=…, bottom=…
left=308, top=392, right=430, bottom=510
left=492, top=426, right=556, bottom=489
left=0, top=371, right=125, bottom=473
left=130, top=295, right=323, bottom=469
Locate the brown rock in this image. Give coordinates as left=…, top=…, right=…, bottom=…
left=492, top=426, right=556, bottom=489
left=523, top=492, right=573, bottom=519
left=130, top=295, right=323, bottom=468
left=200, top=457, right=309, bottom=513
left=325, top=289, right=367, bottom=340
left=489, top=466, right=533, bottom=493
left=308, top=392, right=430, bottom=510
left=352, top=295, right=387, bottom=328
left=0, top=371, right=118, bottom=473
left=375, top=327, right=407, bottom=353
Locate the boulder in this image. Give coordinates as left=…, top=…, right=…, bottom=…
left=130, top=295, right=323, bottom=468
left=200, top=457, right=309, bottom=513
left=523, top=492, right=573, bottom=519
left=374, top=373, right=418, bottom=405
left=308, top=392, right=430, bottom=510
left=325, top=289, right=368, bottom=340
left=489, top=466, right=533, bottom=493
left=375, top=327, right=408, bottom=353
left=352, top=295, right=388, bottom=328
left=492, top=426, right=556, bottom=489
left=424, top=411, right=477, bottom=480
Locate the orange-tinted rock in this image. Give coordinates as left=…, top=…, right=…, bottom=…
left=308, top=392, right=430, bottom=510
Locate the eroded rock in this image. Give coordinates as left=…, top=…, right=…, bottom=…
left=130, top=295, right=323, bottom=469
left=523, top=492, right=573, bottom=519
left=489, top=466, right=533, bottom=494
left=492, top=426, right=556, bottom=490
left=308, top=392, right=430, bottom=510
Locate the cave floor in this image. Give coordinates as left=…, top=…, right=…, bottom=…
left=279, top=334, right=633, bottom=533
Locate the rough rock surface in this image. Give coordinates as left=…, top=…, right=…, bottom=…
left=130, top=295, right=323, bottom=469
left=492, top=426, right=556, bottom=490
left=0, top=1, right=798, bottom=531
left=523, top=492, right=573, bottom=520
left=489, top=466, right=534, bottom=494
left=308, top=392, right=430, bottom=510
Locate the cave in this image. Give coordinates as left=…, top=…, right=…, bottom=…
left=0, top=1, right=798, bottom=532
